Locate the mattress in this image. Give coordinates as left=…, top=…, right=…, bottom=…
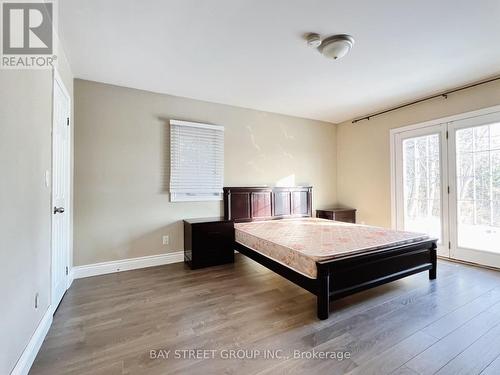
left=235, top=218, right=429, bottom=278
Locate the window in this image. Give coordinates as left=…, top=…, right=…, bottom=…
left=170, top=120, right=224, bottom=202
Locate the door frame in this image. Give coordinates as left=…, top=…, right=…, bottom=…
left=390, top=104, right=500, bottom=260
left=50, top=68, right=72, bottom=314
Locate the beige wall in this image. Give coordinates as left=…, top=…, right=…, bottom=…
left=74, top=79, right=337, bottom=266
left=337, top=79, right=500, bottom=228
left=0, top=70, right=52, bottom=374
left=0, top=57, right=73, bottom=375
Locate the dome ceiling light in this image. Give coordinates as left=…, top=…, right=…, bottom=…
left=306, top=33, right=355, bottom=60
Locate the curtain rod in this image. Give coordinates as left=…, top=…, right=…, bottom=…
left=351, top=75, right=500, bottom=124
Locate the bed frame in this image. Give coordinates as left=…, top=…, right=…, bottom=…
left=224, top=186, right=437, bottom=320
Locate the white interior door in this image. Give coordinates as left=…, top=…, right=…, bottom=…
left=394, top=123, right=450, bottom=257
left=51, top=72, right=71, bottom=311
left=448, top=112, right=500, bottom=268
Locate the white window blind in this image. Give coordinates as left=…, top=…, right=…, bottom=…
left=170, top=120, right=224, bottom=202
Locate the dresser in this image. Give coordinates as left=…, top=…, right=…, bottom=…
left=183, top=217, right=234, bottom=269
left=316, top=208, right=356, bottom=223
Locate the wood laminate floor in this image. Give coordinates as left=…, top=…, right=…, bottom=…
left=31, top=255, right=500, bottom=375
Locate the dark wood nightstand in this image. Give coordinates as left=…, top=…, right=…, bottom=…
left=183, top=217, right=234, bottom=269
left=316, top=208, right=356, bottom=223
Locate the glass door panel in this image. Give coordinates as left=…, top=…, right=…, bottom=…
left=394, top=123, right=448, bottom=256
left=455, top=121, right=500, bottom=253
left=402, top=134, right=442, bottom=241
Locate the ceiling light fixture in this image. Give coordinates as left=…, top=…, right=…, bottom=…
left=306, top=33, right=355, bottom=60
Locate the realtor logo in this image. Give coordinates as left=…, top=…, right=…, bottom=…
left=1, top=1, right=57, bottom=69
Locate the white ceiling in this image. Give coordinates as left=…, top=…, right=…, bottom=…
left=59, top=0, right=500, bottom=123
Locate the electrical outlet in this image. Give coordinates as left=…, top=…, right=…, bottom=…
left=34, top=293, right=39, bottom=309
left=162, top=235, right=169, bottom=245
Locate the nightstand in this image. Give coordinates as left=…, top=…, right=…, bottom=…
left=316, top=208, right=356, bottom=223
left=183, top=217, right=234, bottom=269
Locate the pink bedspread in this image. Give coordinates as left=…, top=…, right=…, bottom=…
left=235, top=218, right=429, bottom=278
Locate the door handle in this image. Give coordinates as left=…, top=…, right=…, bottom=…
left=54, top=206, right=65, bottom=214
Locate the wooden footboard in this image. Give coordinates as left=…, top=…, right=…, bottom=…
left=316, top=239, right=438, bottom=319
left=234, top=239, right=437, bottom=320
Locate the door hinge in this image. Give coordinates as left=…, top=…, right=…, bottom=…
left=65, top=266, right=68, bottom=275
left=446, top=130, right=449, bottom=139
left=448, top=241, right=451, bottom=249
left=66, top=117, right=69, bottom=126
left=447, top=186, right=450, bottom=194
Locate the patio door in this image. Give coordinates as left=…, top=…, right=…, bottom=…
left=393, top=108, right=500, bottom=268
left=394, top=123, right=450, bottom=257
left=448, top=112, right=500, bottom=268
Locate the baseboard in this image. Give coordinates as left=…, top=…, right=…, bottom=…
left=68, top=268, right=75, bottom=289
left=72, top=251, right=184, bottom=279
left=10, top=307, right=53, bottom=375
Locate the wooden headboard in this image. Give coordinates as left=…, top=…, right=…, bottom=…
left=223, top=186, right=312, bottom=222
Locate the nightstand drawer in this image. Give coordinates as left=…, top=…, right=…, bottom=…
left=334, top=211, right=355, bottom=223
left=193, top=227, right=233, bottom=253
left=316, top=210, right=333, bottom=220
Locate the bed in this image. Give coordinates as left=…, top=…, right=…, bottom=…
left=224, top=186, right=437, bottom=320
